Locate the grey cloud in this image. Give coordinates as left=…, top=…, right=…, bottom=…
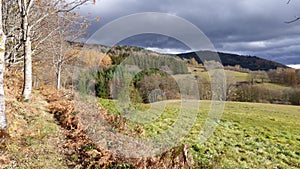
left=78, top=0, right=300, bottom=64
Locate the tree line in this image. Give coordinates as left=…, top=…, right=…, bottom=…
left=77, top=56, right=300, bottom=106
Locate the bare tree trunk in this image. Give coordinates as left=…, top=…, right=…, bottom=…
left=56, top=64, right=62, bottom=89
left=0, top=0, right=7, bottom=130
left=22, top=37, right=32, bottom=100
left=22, top=12, right=32, bottom=101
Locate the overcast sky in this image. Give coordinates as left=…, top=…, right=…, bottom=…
left=78, top=0, right=300, bottom=65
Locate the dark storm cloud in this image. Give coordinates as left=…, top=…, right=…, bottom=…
left=117, top=34, right=189, bottom=49
left=78, top=0, right=300, bottom=64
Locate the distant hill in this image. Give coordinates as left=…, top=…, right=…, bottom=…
left=69, top=42, right=288, bottom=71
left=177, top=51, right=288, bottom=71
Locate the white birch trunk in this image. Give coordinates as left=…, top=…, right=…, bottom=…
left=56, top=64, right=62, bottom=89
left=0, top=0, right=7, bottom=130
left=22, top=12, right=32, bottom=101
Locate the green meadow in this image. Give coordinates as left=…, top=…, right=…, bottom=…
left=100, top=99, right=300, bottom=168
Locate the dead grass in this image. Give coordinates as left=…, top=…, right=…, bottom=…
left=41, top=88, right=115, bottom=168
left=1, top=90, right=69, bottom=168
left=42, top=88, right=195, bottom=168
left=0, top=68, right=68, bottom=168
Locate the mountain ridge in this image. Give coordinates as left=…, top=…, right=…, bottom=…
left=176, top=50, right=288, bottom=71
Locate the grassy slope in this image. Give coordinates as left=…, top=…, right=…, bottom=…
left=255, top=83, right=291, bottom=91
left=100, top=99, right=300, bottom=168
left=189, top=66, right=249, bottom=82
left=226, top=70, right=249, bottom=82
left=1, top=90, right=68, bottom=169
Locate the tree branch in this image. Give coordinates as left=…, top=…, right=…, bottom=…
left=32, top=27, right=61, bottom=54
left=285, top=0, right=300, bottom=23
left=32, top=0, right=91, bottom=28
left=285, top=16, right=300, bottom=23
left=57, top=0, right=90, bottom=13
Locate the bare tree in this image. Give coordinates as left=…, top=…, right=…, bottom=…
left=2, top=0, right=23, bottom=66
left=18, top=0, right=34, bottom=100
left=39, top=10, right=91, bottom=89
left=18, top=0, right=95, bottom=100
left=49, top=30, right=79, bottom=90
left=225, top=72, right=236, bottom=100
left=0, top=0, right=7, bottom=130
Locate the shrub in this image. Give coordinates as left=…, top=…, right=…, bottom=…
left=284, top=88, right=300, bottom=105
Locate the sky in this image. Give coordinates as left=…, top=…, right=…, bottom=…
left=78, top=0, right=300, bottom=65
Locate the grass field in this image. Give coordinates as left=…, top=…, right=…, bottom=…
left=226, top=70, right=249, bottom=82
left=255, top=83, right=291, bottom=91
left=189, top=66, right=249, bottom=82
left=99, top=99, right=300, bottom=168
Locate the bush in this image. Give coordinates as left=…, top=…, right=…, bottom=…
left=284, top=88, right=300, bottom=105
left=234, top=85, right=280, bottom=103
left=136, top=73, right=180, bottom=103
